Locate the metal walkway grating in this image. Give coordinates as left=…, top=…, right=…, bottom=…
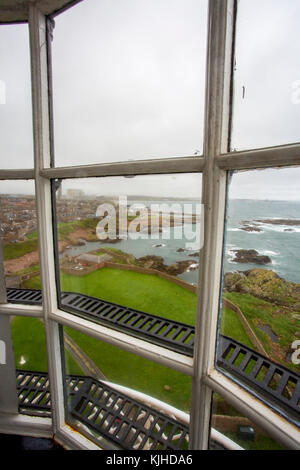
left=16, top=370, right=190, bottom=450
left=16, top=370, right=51, bottom=416
left=7, top=288, right=43, bottom=305
left=217, top=336, right=300, bottom=419
left=7, top=288, right=194, bottom=356
left=68, top=376, right=189, bottom=450
left=61, top=291, right=194, bottom=356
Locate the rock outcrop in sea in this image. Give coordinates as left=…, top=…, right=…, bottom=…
left=231, top=249, right=271, bottom=265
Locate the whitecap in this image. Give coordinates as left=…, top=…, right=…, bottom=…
left=261, top=250, right=280, bottom=256
left=189, top=263, right=199, bottom=269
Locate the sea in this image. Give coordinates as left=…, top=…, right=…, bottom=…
left=61, top=199, right=300, bottom=286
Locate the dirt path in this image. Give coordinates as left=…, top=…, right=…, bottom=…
left=4, top=240, right=69, bottom=274
left=64, top=332, right=107, bottom=381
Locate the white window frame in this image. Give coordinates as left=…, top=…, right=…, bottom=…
left=0, top=0, right=300, bottom=450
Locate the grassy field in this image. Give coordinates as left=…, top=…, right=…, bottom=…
left=223, top=292, right=300, bottom=372
left=24, top=267, right=198, bottom=325
left=3, top=239, right=39, bottom=260
left=11, top=316, right=82, bottom=375
left=220, top=307, right=255, bottom=350
left=10, top=316, right=192, bottom=412
left=64, top=326, right=192, bottom=412
left=3, top=218, right=99, bottom=262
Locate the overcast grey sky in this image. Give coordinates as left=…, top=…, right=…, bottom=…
left=0, top=0, right=300, bottom=200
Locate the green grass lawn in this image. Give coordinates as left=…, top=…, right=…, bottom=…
left=223, top=292, right=300, bottom=371
left=10, top=316, right=83, bottom=375
left=64, top=326, right=192, bottom=412
left=10, top=315, right=191, bottom=412
left=220, top=307, right=255, bottom=350
left=24, top=267, right=197, bottom=325
left=217, top=430, right=285, bottom=450
left=3, top=218, right=100, bottom=261
left=3, top=239, right=39, bottom=260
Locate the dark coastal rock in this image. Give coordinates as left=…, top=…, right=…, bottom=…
left=176, top=248, right=186, bottom=253
left=231, top=249, right=271, bottom=265
left=136, top=255, right=197, bottom=275
left=188, top=252, right=200, bottom=257
left=101, top=237, right=122, bottom=244
left=255, top=219, right=300, bottom=226
left=240, top=225, right=262, bottom=232
left=167, top=260, right=198, bottom=275
left=76, top=240, right=86, bottom=246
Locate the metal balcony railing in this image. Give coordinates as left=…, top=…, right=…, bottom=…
left=16, top=369, right=190, bottom=450
left=217, top=336, right=300, bottom=421
left=8, top=288, right=300, bottom=423
left=16, top=369, right=241, bottom=450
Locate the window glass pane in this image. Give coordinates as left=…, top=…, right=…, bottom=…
left=10, top=317, right=52, bottom=417
left=0, top=181, right=41, bottom=302
left=216, top=168, right=300, bottom=427
left=210, top=393, right=286, bottom=450
left=231, top=0, right=300, bottom=151
left=11, top=317, right=47, bottom=373
left=0, top=24, right=33, bottom=168
left=50, top=174, right=202, bottom=355
left=52, top=0, right=207, bottom=166
left=63, top=326, right=191, bottom=449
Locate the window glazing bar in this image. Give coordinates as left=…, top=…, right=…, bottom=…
left=0, top=238, right=6, bottom=304
left=218, top=142, right=300, bottom=170
left=0, top=304, right=43, bottom=317
left=29, top=4, right=65, bottom=437
left=189, top=0, right=235, bottom=449
left=39, top=156, right=204, bottom=179
left=0, top=169, right=34, bottom=180
left=55, top=425, right=101, bottom=450
left=0, top=414, right=52, bottom=439
left=49, top=308, right=193, bottom=377
left=0, top=316, right=18, bottom=414
left=205, top=370, right=300, bottom=450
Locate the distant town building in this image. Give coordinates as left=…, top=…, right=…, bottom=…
left=75, top=253, right=113, bottom=265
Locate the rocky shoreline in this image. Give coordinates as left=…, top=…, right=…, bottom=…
left=240, top=218, right=300, bottom=232
left=134, top=255, right=199, bottom=276
left=230, top=249, right=271, bottom=265
left=224, top=268, right=300, bottom=310
left=255, top=218, right=300, bottom=226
